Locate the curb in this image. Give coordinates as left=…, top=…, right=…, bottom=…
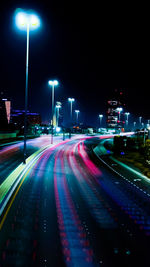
left=0, top=145, right=50, bottom=217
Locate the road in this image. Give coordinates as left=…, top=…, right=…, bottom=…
left=0, top=135, right=69, bottom=184
left=0, top=135, right=150, bottom=266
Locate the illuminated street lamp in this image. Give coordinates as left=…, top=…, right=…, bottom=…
left=56, top=104, right=61, bottom=127
left=139, top=116, right=142, bottom=128
left=48, top=80, right=59, bottom=143
left=75, top=110, right=80, bottom=124
left=125, top=112, right=130, bottom=126
left=99, top=114, right=103, bottom=128
left=116, top=107, right=123, bottom=122
left=15, top=9, right=40, bottom=164
left=133, top=121, right=136, bottom=128
left=68, top=98, right=75, bottom=122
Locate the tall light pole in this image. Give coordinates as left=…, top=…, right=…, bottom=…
left=75, top=110, right=80, bottom=124
left=15, top=9, right=40, bottom=164
left=125, top=112, right=130, bottom=126
left=133, top=122, right=136, bottom=131
left=48, top=80, right=59, bottom=144
left=117, top=108, right=123, bottom=121
left=56, top=104, right=61, bottom=127
left=68, top=98, right=75, bottom=123
left=99, top=114, right=103, bottom=128
left=139, top=116, right=142, bottom=128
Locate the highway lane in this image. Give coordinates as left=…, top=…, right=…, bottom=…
left=65, top=139, right=150, bottom=265
left=0, top=135, right=68, bottom=184
left=0, top=136, right=150, bottom=266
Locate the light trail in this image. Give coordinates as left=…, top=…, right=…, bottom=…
left=0, top=134, right=149, bottom=266
left=64, top=139, right=150, bottom=236
left=54, top=148, right=96, bottom=266
left=64, top=141, right=118, bottom=229
left=0, top=144, right=53, bottom=229
left=0, top=139, right=71, bottom=226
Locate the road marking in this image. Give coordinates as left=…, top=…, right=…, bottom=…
left=93, top=148, right=150, bottom=198
left=0, top=157, right=38, bottom=230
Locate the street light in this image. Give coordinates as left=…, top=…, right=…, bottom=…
left=125, top=112, right=130, bottom=126
left=75, top=110, right=80, bottom=124
left=116, top=107, right=123, bottom=122
left=68, top=98, right=75, bottom=123
left=48, top=80, right=59, bottom=144
left=139, top=116, right=142, bottom=128
left=133, top=121, right=136, bottom=129
left=15, top=9, right=40, bottom=164
left=99, top=114, right=103, bottom=128
left=56, top=104, right=61, bottom=127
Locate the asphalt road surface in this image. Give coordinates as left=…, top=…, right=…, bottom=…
left=0, top=135, right=150, bottom=266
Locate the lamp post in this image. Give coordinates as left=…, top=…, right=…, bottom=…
left=125, top=112, right=130, bottom=127
left=56, top=104, right=61, bottom=127
left=75, top=110, right=80, bottom=124
left=48, top=80, right=59, bottom=144
left=139, top=116, right=142, bottom=128
left=68, top=98, right=75, bottom=123
left=116, top=107, right=123, bottom=122
left=15, top=9, right=40, bottom=164
left=99, top=114, right=103, bottom=128
left=68, top=98, right=75, bottom=139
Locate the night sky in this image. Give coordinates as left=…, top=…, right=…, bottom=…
left=0, top=1, right=148, bottom=126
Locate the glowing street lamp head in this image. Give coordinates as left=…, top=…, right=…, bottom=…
left=75, top=110, right=80, bottom=113
left=56, top=127, right=61, bottom=133
left=53, top=80, right=58, bottom=86
left=48, top=80, right=59, bottom=86
left=15, top=9, right=40, bottom=30
left=16, top=12, right=27, bottom=27
left=68, top=98, right=75, bottom=102
left=125, top=112, right=130, bottom=116
left=99, top=114, right=103, bottom=118
left=116, top=107, right=123, bottom=112
left=30, top=14, right=40, bottom=27
left=56, top=104, right=61, bottom=108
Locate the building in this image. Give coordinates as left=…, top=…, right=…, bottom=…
left=11, top=109, right=41, bottom=128
left=0, top=97, right=11, bottom=130
left=107, top=88, right=125, bottom=129
left=107, top=100, right=118, bottom=128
